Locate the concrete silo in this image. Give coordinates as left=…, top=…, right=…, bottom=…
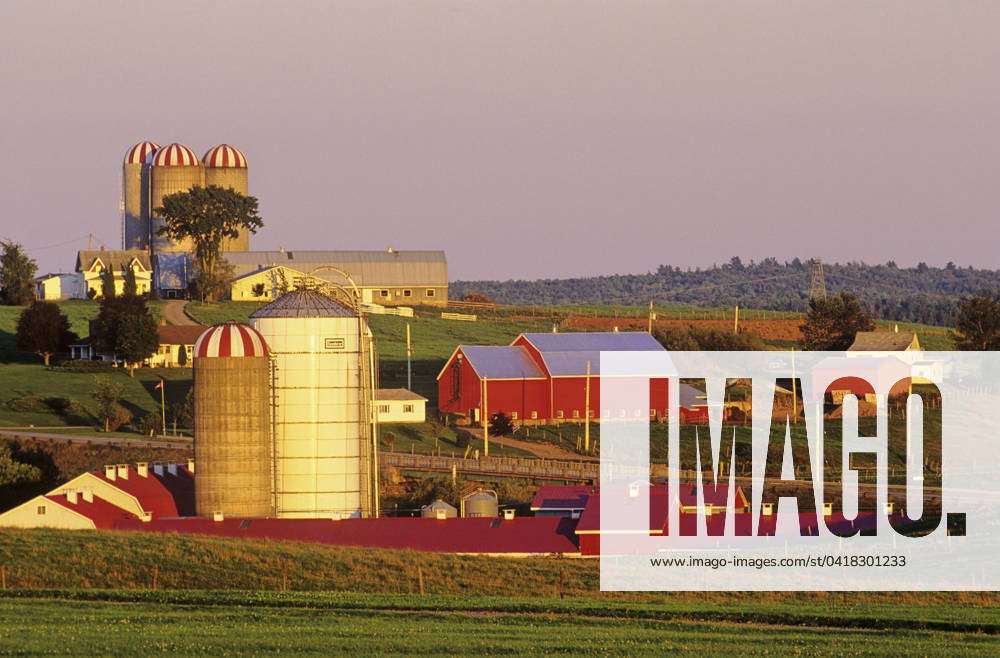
left=192, top=323, right=273, bottom=518
left=149, top=143, right=204, bottom=253
left=250, top=288, right=378, bottom=519
left=461, top=490, right=499, bottom=518
left=202, top=144, right=250, bottom=253
left=122, top=141, right=159, bottom=249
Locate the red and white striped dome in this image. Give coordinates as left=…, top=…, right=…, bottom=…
left=194, top=323, right=269, bottom=358
left=151, top=143, right=200, bottom=167
left=124, top=141, right=161, bottom=165
left=202, top=144, right=248, bottom=168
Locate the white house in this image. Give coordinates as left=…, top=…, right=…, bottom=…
left=34, top=273, right=84, bottom=300
left=375, top=389, right=427, bottom=423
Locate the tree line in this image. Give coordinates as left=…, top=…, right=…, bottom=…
left=452, top=257, right=1000, bottom=325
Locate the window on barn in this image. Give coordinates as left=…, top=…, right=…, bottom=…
left=572, top=410, right=579, bottom=419
left=511, top=411, right=518, bottom=420
left=380, top=290, right=389, bottom=297
left=650, top=409, right=656, bottom=417
left=377, top=404, right=390, bottom=413
left=426, top=289, right=435, bottom=297
left=403, top=289, right=412, bottom=297
left=555, top=410, right=564, bottom=419
left=531, top=411, right=538, bottom=420
left=589, top=410, right=596, bottom=418
left=37, top=506, right=46, bottom=515
left=403, top=404, right=414, bottom=413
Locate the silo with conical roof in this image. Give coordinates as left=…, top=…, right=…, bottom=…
left=122, top=141, right=160, bottom=249
left=250, top=288, right=378, bottom=519
left=203, top=144, right=250, bottom=253
left=150, top=143, right=204, bottom=253
left=192, top=322, right=273, bottom=517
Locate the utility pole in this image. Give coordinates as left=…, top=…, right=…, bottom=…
left=406, top=323, right=412, bottom=391
left=647, top=300, right=655, bottom=334
left=158, top=378, right=166, bottom=436
left=733, top=305, right=739, bottom=334
left=584, top=360, right=591, bottom=453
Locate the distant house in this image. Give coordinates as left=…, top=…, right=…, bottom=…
left=75, top=249, right=153, bottom=298
left=848, top=330, right=921, bottom=353
left=375, top=389, right=427, bottom=423
left=145, top=325, right=207, bottom=367
left=223, top=249, right=448, bottom=306
left=34, top=273, right=84, bottom=300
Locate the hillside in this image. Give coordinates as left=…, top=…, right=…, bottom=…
left=453, top=258, right=1000, bottom=325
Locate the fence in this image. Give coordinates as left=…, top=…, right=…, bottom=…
left=381, top=451, right=598, bottom=481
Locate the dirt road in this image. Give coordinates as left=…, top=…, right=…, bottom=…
left=162, top=300, right=198, bottom=326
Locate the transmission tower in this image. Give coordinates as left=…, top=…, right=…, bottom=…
left=808, top=258, right=827, bottom=301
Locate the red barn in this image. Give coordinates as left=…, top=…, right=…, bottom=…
left=438, top=331, right=681, bottom=424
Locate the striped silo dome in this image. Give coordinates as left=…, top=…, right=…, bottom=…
left=202, top=144, right=248, bottom=168
left=194, top=323, right=269, bottom=358
left=124, top=141, right=161, bottom=165
left=151, top=143, right=200, bottom=167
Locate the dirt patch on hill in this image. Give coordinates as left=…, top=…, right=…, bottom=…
left=561, top=316, right=804, bottom=342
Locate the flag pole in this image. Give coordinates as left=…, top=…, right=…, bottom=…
left=159, top=378, right=166, bottom=437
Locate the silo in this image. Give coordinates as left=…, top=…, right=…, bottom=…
left=250, top=288, right=378, bottom=519
left=150, top=143, right=204, bottom=253
left=461, top=490, right=499, bottom=518
left=192, top=323, right=273, bottom=517
left=420, top=500, right=458, bottom=519
left=122, top=141, right=160, bottom=249
left=203, top=144, right=250, bottom=253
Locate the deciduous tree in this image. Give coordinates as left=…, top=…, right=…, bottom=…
left=951, top=294, right=1000, bottom=350
left=15, top=301, right=78, bottom=365
left=799, top=292, right=876, bottom=350
left=0, top=241, right=37, bottom=305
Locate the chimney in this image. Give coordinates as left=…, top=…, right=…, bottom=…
left=503, top=508, right=515, bottom=520
left=116, top=464, right=129, bottom=480
left=67, top=490, right=78, bottom=504
left=213, top=511, right=224, bottom=522
left=136, top=462, right=149, bottom=478
left=140, top=511, right=152, bottom=523
left=82, top=490, right=93, bottom=503
left=104, top=465, right=116, bottom=481
left=153, top=462, right=164, bottom=476
left=167, top=463, right=177, bottom=476
left=186, top=458, right=195, bottom=474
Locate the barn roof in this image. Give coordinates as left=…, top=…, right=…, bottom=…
left=456, top=346, right=546, bottom=380
left=223, top=250, right=447, bottom=287
left=848, top=331, right=920, bottom=351
left=113, top=516, right=581, bottom=554
left=93, top=464, right=195, bottom=518
left=518, top=331, right=663, bottom=352
left=531, top=485, right=594, bottom=511
left=45, top=493, right=139, bottom=529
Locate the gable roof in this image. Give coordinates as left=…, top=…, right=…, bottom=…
left=376, top=388, right=428, bottom=402
left=450, top=346, right=547, bottom=380
left=531, top=485, right=594, bottom=511
left=848, top=331, right=920, bottom=351
left=92, top=464, right=195, bottom=517
left=222, top=250, right=447, bottom=287
left=45, top=493, right=139, bottom=529
left=157, top=325, right=207, bottom=346
left=518, top=331, right=663, bottom=352
left=76, top=250, right=151, bottom=273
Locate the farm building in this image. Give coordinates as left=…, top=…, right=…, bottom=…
left=145, top=324, right=207, bottom=367
left=74, top=249, right=153, bottom=298
left=437, top=332, right=710, bottom=424
left=848, top=329, right=921, bottom=353
left=224, top=249, right=448, bottom=306
left=34, top=272, right=84, bottom=301
left=375, top=388, right=427, bottom=423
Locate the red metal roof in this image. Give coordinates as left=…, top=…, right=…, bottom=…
left=202, top=144, right=248, bottom=168
left=531, top=485, right=594, bottom=511
left=193, top=323, right=269, bottom=358
left=124, top=141, right=161, bottom=165
left=45, top=494, right=138, bottom=529
left=93, top=465, right=194, bottom=518
left=151, top=143, right=199, bottom=167
left=113, top=516, right=581, bottom=554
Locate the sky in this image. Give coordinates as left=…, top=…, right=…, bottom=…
left=2, top=1, right=999, bottom=281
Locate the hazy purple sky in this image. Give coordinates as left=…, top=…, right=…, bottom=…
left=2, top=1, right=999, bottom=280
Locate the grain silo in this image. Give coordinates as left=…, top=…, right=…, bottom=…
left=192, top=323, right=273, bottom=518
left=250, top=288, right=378, bottom=519
left=149, top=143, right=204, bottom=253
left=122, top=141, right=160, bottom=249
left=203, top=144, right=250, bottom=253
left=461, top=490, right=499, bottom=518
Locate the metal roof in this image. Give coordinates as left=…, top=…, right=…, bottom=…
left=459, top=346, right=546, bottom=379
left=250, top=289, right=358, bottom=318
left=519, top=331, right=663, bottom=352
left=376, top=388, right=428, bottom=402
left=223, top=250, right=447, bottom=287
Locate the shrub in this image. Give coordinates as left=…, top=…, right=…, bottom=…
left=57, top=360, right=115, bottom=374
left=106, top=404, right=132, bottom=432
left=5, top=396, right=49, bottom=413
left=133, top=413, right=162, bottom=436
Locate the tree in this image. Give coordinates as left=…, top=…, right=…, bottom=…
left=15, top=301, right=78, bottom=365
left=155, top=186, right=263, bottom=301
left=462, top=292, right=493, bottom=304
left=92, top=376, right=130, bottom=432
left=0, top=442, right=42, bottom=487
left=652, top=325, right=765, bottom=351
left=0, top=241, right=37, bottom=305
left=799, top=292, right=876, bottom=350
left=100, top=266, right=116, bottom=300
left=122, top=265, right=138, bottom=298
left=951, top=294, right=1000, bottom=350
left=92, top=295, right=159, bottom=375
left=488, top=411, right=515, bottom=437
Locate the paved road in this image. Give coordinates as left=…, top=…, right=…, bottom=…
left=0, top=429, right=192, bottom=450
left=162, top=300, right=198, bottom=326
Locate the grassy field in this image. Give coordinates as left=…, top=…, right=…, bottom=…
left=380, top=421, right=534, bottom=458
left=0, top=530, right=997, bottom=654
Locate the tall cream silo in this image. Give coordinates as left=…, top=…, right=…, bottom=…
left=149, top=143, right=204, bottom=253
left=192, top=322, right=273, bottom=517
left=250, top=288, right=378, bottom=519
left=122, top=141, right=160, bottom=249
left=203, top=144, right=250, bottom=252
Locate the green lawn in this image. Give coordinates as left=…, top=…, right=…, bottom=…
left=0, top=591, right=997, bottom=655
left=380, top=421, right=533, bottom=458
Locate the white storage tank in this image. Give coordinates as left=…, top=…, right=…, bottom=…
left=250, top=288, right=377, bottom=519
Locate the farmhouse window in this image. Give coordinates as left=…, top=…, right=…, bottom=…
left=403, top=289, right=412, bottom=297
left=403, top=404, right=414, bottom=413
left=380, top=290, right=389, bottom=297
left=426, top=289, right=435, bottom=297
left=37, top=506, right=46, bottom=515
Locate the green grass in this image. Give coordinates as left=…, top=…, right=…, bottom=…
left=1, top=592, right=998, bottom=656
left=380, top=421, right=533, bottom=458
left=0, top=366, right=191, bottom=428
